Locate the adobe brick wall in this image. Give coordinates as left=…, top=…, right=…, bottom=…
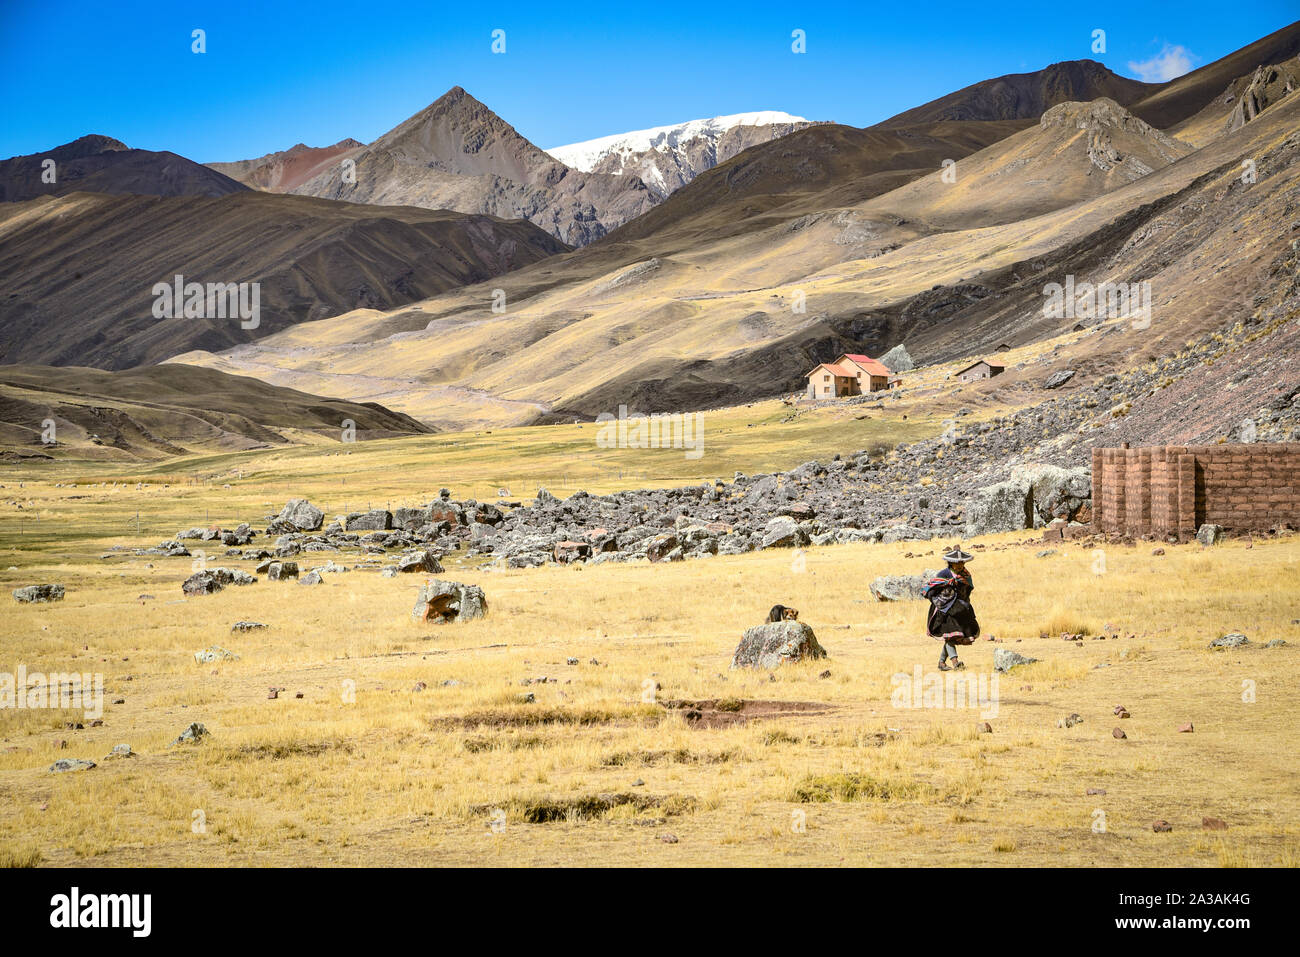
left=1092, top=443, right=1300, bottom=539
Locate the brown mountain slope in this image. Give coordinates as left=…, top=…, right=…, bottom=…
left=290, top=87, right=655, bottom=246
left=857, top=98, right=1194, bottom=229
left=0, top=135, right=248, bottom=203
left=1172, top=55, right=1300, bottom=147
left=1126, top=19, right=1300, bottom=129
left=596, top=120, right=1028, bottom=252
left=207, top=139, right=365, bottom=192
left=0, top=363, right=434, bottom=462
left=0, top=190, right=568, bottom=370
left=875, top=60, right=1157, bottom=127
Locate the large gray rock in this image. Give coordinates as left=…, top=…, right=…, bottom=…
left=411, top=579, right=488, bottom=623
left=1197, top=524, right=1225, bottom=546
left=1015, top=464, right=1091, bottom=526
left=276, top=499, right=323, bottom=532
left=965, top=465, right=1092, bottom=536
left=993, top=648, right=1039, bottom=672
left=731, top=621, right=827, bottom=669
left=879, top=343, right=915, bottom=373
left=880, top=524, right=935, bottom=544
left=965, top=480, right=1034, bottom=536
left=49, top=758, right=96, bottom=773
left=393, top=506, right=432, bottom=530
left=760, top=516, right=810, bottom=549
left=396, top=550, right=444, bottom=574
left=346, top=510, right=393, bottom=531
left=869, top=571, right=938, bottom=601
left=1209, top=632, right=1248, bottom=648
left=645, top=534, right=679, bottom=562
left=13, top=584, right=64, bottom=603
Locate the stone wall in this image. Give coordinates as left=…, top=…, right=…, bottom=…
left=1092, top=443, right=1300, bottom=539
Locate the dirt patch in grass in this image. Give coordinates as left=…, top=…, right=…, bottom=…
left=660, top=698, right=835, bottom=729
left=471, top=792, right=696, bottom=824
left=236, top=740, right=353, bottom=760
left=436, top=705, right=660, bottom=730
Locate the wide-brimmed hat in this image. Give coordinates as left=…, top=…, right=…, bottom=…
left=942, top=546, right=974, bottom=563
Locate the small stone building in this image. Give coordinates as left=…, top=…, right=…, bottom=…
left=955, top=360, right=1005, bottom=383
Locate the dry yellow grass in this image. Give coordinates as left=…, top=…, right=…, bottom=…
left=1, top=480, right=1296, bottom=866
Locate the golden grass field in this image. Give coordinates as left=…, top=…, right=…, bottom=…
left=0, top=404, right=1296, bottom=868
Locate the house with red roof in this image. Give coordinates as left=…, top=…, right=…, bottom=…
left=803, top=353, right=898, bottom=398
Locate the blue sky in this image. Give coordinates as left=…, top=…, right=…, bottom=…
left=1, top=1, right=1296, bottom=161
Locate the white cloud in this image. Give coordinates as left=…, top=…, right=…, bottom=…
left=1127, top=44, right=1198, bottom=83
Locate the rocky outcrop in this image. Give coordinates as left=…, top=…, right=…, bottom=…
left=1227, top=62, right=1298, bottom=132
left=965, top=465, right=1091, bottom=536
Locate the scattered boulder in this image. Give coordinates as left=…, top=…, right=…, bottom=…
left=299, top=571, right=323, bottom=585
left=347, top=509, right=393, bottom=532
left=553, top=540, right=592, bottom=564
left=13, top=584, right=64, bottom=603
left=1210, top=633, right=1249, bottom=648
left=182, top=567, right=255, bottom=596
left=1196, top=523, right=1225, bottom=546
left=103, top=744, right=134, bottom=760
left=993, top=648, right=1038, bottom=672
left=231, top=621, right=266, bottom=633
left=1112, top=727, right=1127, bottom=740
left=868, top=573, right=933, bottom=601
left=1044, top=370, right=1076, bottom=389
left=396, top=550, right=444, bottom=574
left=267, top=561, right=299, bottom=581
left=1176, top=722, right=1194, bottom=733
left=1152, top=820, right=1172, bottom=833
left=171, top=722, right=209, bottom=746
left=730, top=621, right=827, bottom=669
left=194, top=646, right=240, bottom=664
left=49, top=758, right=96, bottom=773
left=645, top=534, right=679, bottom=562
left=411, top=579, right=488, bottom=624
left=276, top=499, right=323, bottom=532
left=760, top=517, right=810, bottom=549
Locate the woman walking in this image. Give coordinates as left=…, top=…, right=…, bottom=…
left=922, top=546, right=980, bottom=671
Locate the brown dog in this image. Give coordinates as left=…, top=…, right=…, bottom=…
left=766, top=604, right=799, bottom=623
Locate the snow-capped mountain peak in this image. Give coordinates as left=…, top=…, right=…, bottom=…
left=546, top=111, right=816, bottom=198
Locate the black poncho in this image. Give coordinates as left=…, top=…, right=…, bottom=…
left=921, top=567, right=980, bottom=639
